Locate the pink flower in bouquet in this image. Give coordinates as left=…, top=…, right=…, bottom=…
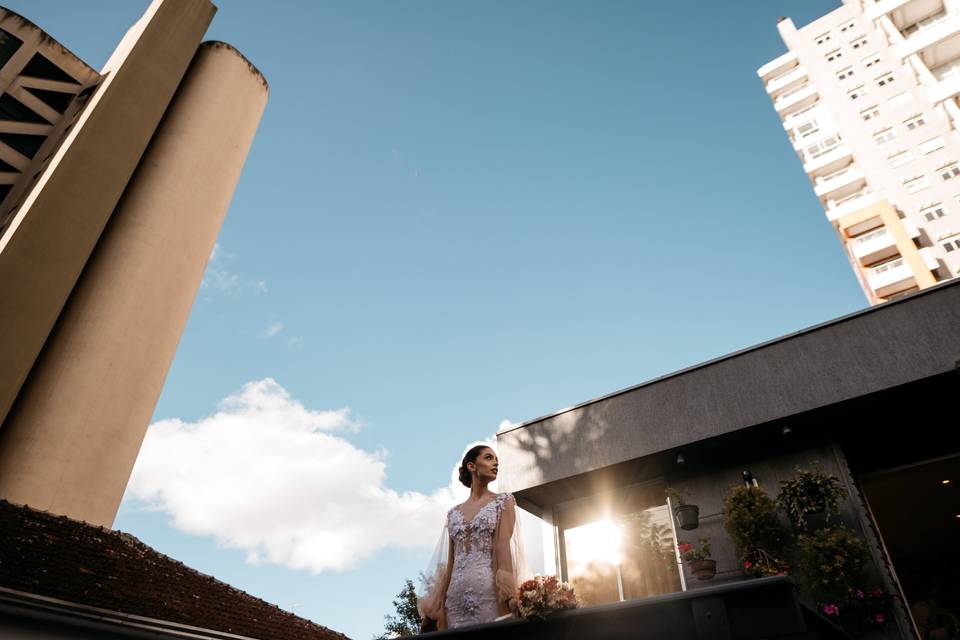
left=516, top=575, right=578, bottom=620
left=856, top=589, right=864, bottom=599
left=873, top=614, right=885, bottom=624
left=743, top=561, right=753, bottom=569
left=822, top=604, right=840, bottom=617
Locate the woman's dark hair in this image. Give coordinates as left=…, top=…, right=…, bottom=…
left=458, top=445, right=491, bottom=488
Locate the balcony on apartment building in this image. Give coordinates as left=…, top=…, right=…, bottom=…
left=774, top=83, right=818, bottom=116
left=757, top=50, right=798, bottom=84
left=782, top=103, right=822, bottom=132
left=826, top=189, right=883, bottom=221
left=925, top=55, right=960, bottom=99
left=866, top=0, right=921, bottom=22
left=869, top=0, right=943, bottom=25
left=893, top=6, right=960, bottom=61
left=849, top=219, right=921, bottom=265
left=765, top=65, right=809, bottom=98
left=803, top=140, right=854, bottom=178
left=865, top=247, right=938, bottom=297
left=814, top=164, right=867, bottom=199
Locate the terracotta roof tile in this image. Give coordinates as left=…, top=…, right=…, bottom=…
left=0, top=499, right=349, bottom=640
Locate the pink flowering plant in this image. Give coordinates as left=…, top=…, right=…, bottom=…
left=677, top=537, right=711, bottom=562
left=516, top=575, right=578, bottom=621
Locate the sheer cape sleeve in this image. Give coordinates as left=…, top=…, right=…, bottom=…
left=493, top=493, right=531, bottom=615
left=417, top=513, right=452, bottom=630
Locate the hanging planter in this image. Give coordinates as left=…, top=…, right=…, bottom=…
left=674, top=504, right=700, bottom=531
left=666, top=487, right=700, bottom=531
left=775, top=465, right=847, bottom=533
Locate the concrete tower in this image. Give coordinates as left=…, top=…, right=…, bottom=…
left=0, top=1, right=267, bottom=526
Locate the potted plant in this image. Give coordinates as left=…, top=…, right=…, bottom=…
left=776, top=466, right=848, bottom=532
left=665, top=487, right=699, bottom=531
left=722, top=485, right=791, bottom=578
left=678, top=537, right=716, bottom=580
left=797, top=526, right=871, bottom=603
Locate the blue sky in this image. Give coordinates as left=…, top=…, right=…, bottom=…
left=12, top=1, right=858, bottom=638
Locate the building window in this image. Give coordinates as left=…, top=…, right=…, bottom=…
left=888, top=149, right=914, bottom=167
left=903, top=10, right=949, bottom=37
left=805, top=135, right=842, bottom=160
left=938, top=162, right=960, bottom=180
left=848, top=85, right=868, bottom=100
left=863, top=54, right=882, bottom=68
left=889, top=92, right=913, bottom=107
left=873, top=127, right=897, bottom=143
left=876, top=72, right=896, bottom=87
left=840, top=20, right=857, bottom=33
left=826, top=49, right=843, bottom=62
left=795, top=119, right=820, bottom=139
left=904, top=114, right=926, bottom=130
left=860, top=105, right=881, bottom=121
left=837, top=66, right=855, bottom=81
left=940, top=235, right=960, bottom=252
left=904, top=175, right=931, bottom=193
left=921, top=204, right=947, bottom=221
left=919, top=136, right=946, bottom=154
left=850, top=36, right=868, bottom=49
left=816, top=32, right=832, bottom=45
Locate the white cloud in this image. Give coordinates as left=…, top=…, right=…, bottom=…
left=125, top=379, right=469, bottom=573
left=202, top=243, right=268, bottom=295
left=261, top=320, right=284, bottom=338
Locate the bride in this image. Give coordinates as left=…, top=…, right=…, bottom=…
left=418, top=445, right=527, bottom=630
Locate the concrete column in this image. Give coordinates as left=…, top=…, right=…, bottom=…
left=0, top=42, right=268, bottom=526
left=0, top=0, right=215, bottom=431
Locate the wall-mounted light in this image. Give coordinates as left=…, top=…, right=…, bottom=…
left=781, top=425, right=792, bottom=436
left=676, top=453, right=685, bottom=465
left=742, top=470, right=759, bottom=487
left=943, top=479, right=952, bottom=485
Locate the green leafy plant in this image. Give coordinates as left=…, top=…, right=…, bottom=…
left=723, top=485, right=790, bottom=557
left=678, top=537, right=711, bottom=562
left=797, top=526, right=871, bottom=602
left=776, top=466, right=848, bottom=531
left=374, top=578, right=421, bottom=639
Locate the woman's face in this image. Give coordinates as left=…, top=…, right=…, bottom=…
left=470, top=447, right=499, bottom=484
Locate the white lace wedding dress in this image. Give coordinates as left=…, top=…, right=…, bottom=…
left=445, top=493, right=509, bottom=626
left=418, top=492, right=528, bottom=630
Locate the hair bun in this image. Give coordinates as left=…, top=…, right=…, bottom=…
left=458, top=465, right=472, bottom=488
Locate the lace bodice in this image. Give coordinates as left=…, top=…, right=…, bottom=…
left=447, top=492, right=508, bottom=559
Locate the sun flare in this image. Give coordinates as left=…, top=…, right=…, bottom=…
left=565, top=518, right=623, bottom=568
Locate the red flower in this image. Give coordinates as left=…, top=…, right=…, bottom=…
left=743, top=561, right=753, bottom=569
left=678, top=543, right=693, bottom=553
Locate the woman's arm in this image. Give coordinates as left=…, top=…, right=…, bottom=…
left=493, top=495, right=518, bottom=615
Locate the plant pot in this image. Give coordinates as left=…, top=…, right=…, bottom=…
left=687, top=558, right=716, bottom=581
left=674, top=504, right=700, bottom=531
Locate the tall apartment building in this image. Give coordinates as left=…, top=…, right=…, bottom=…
left=759, top=0, right=960, bottom=304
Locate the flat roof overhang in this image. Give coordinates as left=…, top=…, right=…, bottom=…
left=498, top=280, right=960, bottom=511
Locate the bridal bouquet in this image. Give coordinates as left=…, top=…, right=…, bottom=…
left=515, top=575, right=578, bottom=620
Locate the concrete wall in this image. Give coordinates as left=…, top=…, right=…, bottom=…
left=498, top=281, right=960, bottom=496
left=0, top=0, right=214, bottom=432
left=0, top=42, right=268, bottom=526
